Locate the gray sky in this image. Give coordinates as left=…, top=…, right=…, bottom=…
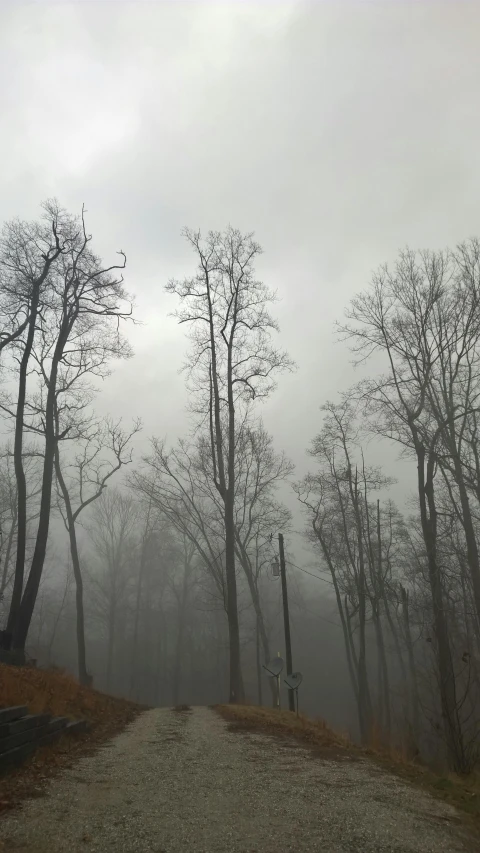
left=1, top=0, right=479, bottom=532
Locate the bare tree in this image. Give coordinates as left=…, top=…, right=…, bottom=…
left=131, top=437, right=228, bottom=599
left=129, top=497, right=155, bottom=699
left=0, top=202, right=78, bottom=642
left=87, top=489, right=138, bottom=690
left=131, top=420, right=292, bottom=706
left=341, top=243, right=480, bottom=770
left=55, top=416, right=140, bottom=684
left=166, top=227, right=293, bottom=701
left=3, top=203, right=133, bottom=651
left=296, top=401, right=374, bottom=742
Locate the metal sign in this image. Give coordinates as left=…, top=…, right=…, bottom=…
left=263, top=657, right=284, bottom=678
left=284, top=672, right=303, bottom=690
left=284, top=671, right=303, bottom=717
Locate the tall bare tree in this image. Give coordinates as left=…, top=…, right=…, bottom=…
left=166, top=227, right=293, bottom=701
left=341, top=243, right=480, bottom=770
left=0, top=202, right=78, bottom=642
left=3, top=204, right=133, bottom=651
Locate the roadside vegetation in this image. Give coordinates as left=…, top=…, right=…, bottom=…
left=216, top=704, right=480, bottom=831
left=0, top=663, right=143, bottom=813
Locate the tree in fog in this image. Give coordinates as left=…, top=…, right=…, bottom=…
left=166, top=227, right=293, bottom=702
left=231, top=424, right=292, bottom=702
left=169, top=534, right=197, bottom=706
left=0, top=451, right=19, bottom=604
left=132, top=437, right=227, bottom=597
left=132, top=420, right=292, bottom=703
left=87, top=489, right=138, bottom=690
left=297, top=399, right=418, bottom=745
left=0, top=202, right=78, bottom=644
left=55, top=417, right=140, bottom=685
left=0, top=448, right=43, bottom=616
left=0, top=203, right=133, bottom=652
left=339, top=241, right=480, bottom=770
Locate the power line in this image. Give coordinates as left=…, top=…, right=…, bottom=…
left=269, top=544, right=412, bottom=655
left=286, top=559, right=336, bottom=588
left=290, top=581, right=406, bottom=657
left=290, top=597, right=343, bottom=630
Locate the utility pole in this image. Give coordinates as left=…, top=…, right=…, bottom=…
left=278, top=533, right=295, bottom=712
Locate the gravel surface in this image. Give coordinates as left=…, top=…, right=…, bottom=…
left=0, top=706, right=474, bottom=852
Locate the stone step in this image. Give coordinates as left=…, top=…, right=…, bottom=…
left=0, top=706, right=28, bottom=725
left=0, top=715, right=68, bottom=755
left=0, top=726, right=65, bottom=772
left=0, top=721, right=49, bottom=754
left=0, top=713, right=51, bottom=739
left=48, top=716, right=69, bottom=733
left=0, top=708, right=88, bottom=774
left=65, top=719, right=89, bottom=735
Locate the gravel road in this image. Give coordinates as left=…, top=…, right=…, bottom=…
left=0, top=706, right=474, bottom=852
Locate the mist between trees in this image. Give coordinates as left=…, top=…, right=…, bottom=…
left=1, top=202, right=480, bottom=774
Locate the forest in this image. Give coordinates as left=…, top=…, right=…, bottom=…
left=0, top=201, right=479, bottom=776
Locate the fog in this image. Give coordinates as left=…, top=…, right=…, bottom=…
left=1, top=1, right=480, bottom=771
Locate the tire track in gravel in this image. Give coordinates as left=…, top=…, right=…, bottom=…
left=0, top=706, right=476, bottom=853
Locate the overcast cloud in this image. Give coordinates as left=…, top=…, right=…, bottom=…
left=1, top=0, right=479, bottom=528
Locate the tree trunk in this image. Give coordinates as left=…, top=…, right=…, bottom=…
left=46, top=569, right=69, bottom=665
left=13, top=336, right=67, bottom=650
left=224, top=491, right=244, bottom=702
left=6, top=247, right=61, bottom=647
left=0, top=500, right=18, bottom=601
left=352, top=473, right=372, bottom=744
left=6, top=309, right=39, bottom=642
left=255, top=613, right=263, bottom=706
left=401, top=586, right=420, bottom=745
left=454, top=465, right=480, bottom=630
left=106, top=598, right=116, bottom=692
left=417, top=440, right=466, bottom=771
left=130, top=507, right=151, bottom=699
left=54, top=445, right=90, bottom=685
left=315, top=523, right=359, bottom=704
left=155, top=609, right=164, bottom=707
left=71, top=544, right=89, bottom=686
left=172, top=564, right=189, bottom=706
left=372, top=603, right=391, bottom=742
left=235, top=543, right=275, bottom=704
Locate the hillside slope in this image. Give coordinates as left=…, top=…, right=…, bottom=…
left=0, top=664, right=143, bottom=813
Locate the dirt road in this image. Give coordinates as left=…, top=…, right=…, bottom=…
left=0, top=707, right=474, bottom=852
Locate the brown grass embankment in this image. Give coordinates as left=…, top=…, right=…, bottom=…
left=0, top=663, right=145, bottom=813
left=215, top=703, right=480, bottom=831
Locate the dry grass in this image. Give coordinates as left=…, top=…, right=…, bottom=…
left=215, top=704, right=480, bottom=831
left=0, top=663, right=140, bottom=725
left=0, top=663, right=145, bottom=815
left=215, top=703, right=350, bottom=756
left=375, top=756, right=480, bottom=828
